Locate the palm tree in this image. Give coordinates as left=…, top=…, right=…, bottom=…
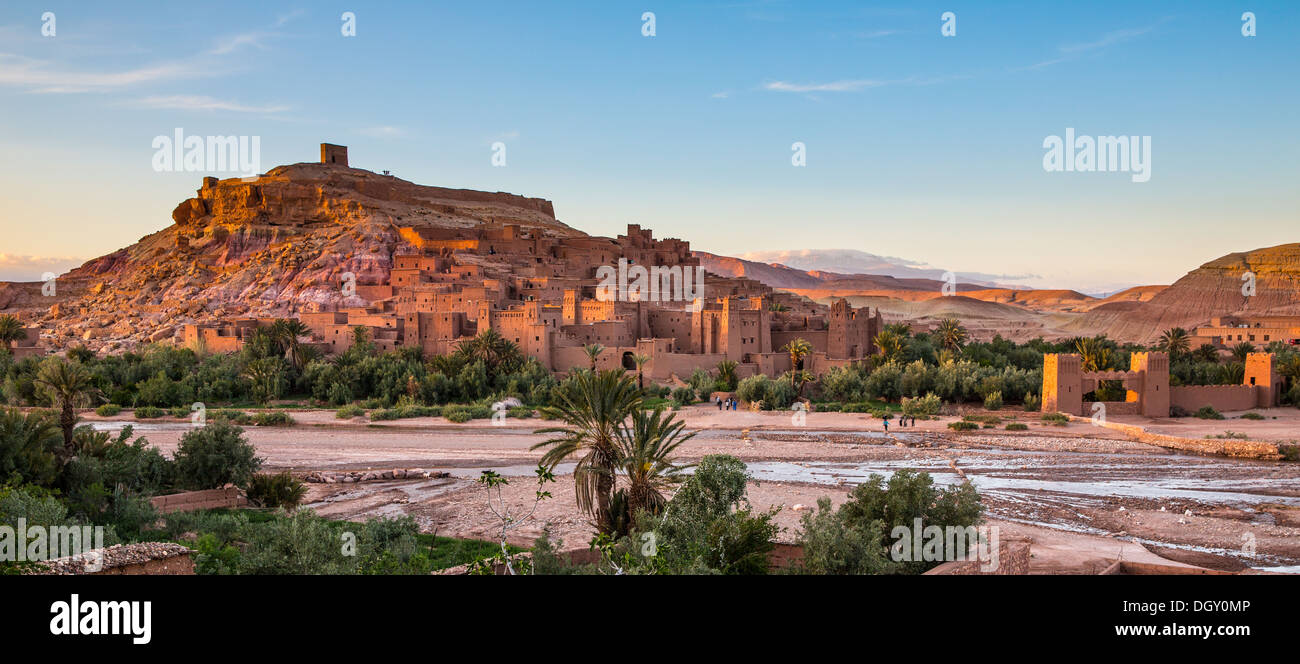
left=1231, top=342, right=1256, bottom=362
left=0, top=315, right=24, bottom=348
left=243, top=357, right=287, bottom=405
left=935, top=318, right=968, bottom=351
left=614, top=407, right=695, bottom=518
left=1192, top=344, right=1219, bottom=363
left=1276, top=355, right=1300, bottom=386
left=789, top=369, right=814, bottom=399
left=768, top=302, right=789, bottom=313
left=631, top=354, right=650, bottom=390
left=1075, top=336, right=1113, bottom=372
left=461, top=328, right=523, bottom=372
left=582, top=343, right=605, bottom=371
left=715, top=360, right=739, bottom=391
left=32, top=358, right=102, bottom=459
left=874, top=329, right=907, bottom=363
left=533, top=370, right=642, bottom=531
left=884, top=322, right=912, bottom=338
left=0, top=407, right=62, bottom=485
left=271, top=319, right=313, bottom=370
left=1221, top=361, right=1246, bottom=385
left=1158, top=327, right=1190, bottom=360
left=783, top=338, right=813, bottom=388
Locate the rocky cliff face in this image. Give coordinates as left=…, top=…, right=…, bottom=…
left=1, top=162, right=575, bottom=353
left=1066, top=244, right=1300, bottom=343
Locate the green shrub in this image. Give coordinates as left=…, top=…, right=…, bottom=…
left=370, top=408, right=400, bottom=421
left=1194, top=406, right=1225, bottom=420
left=948, top=421, right=978, bottom=431
left=507, top=406, right=534, bottom=418
left=445, top=410, right=472, bottom=423
left=1240, top=412, right=1264, bottom=420
left=210, top=409, right=251, bottom=425
left=134, top=406, right=164, bottom=419
left=1023, top=393, right=1040, bottom=412
left=816, top=401, right=842, bottom=412
left=252, top=411, right=294, bottom=426
left=336, top=404, right=366, bottom=419
left=983, top=391, right=1003, bottom=410
left=670, top=386, right=695, bottom=406
left=245, top=471, right=308, bottom=509
left=169, top=406, right=190, bottom=419
left=1005, top=422, right=1029, bottom=431
left=637, top=455, right=779, bottom=575
left=172, top=421, right=262, bottom=490
left=794, top=469, right=982, bottom=575
left=901, top=393, right=942, bottom=417
left=1040, top=412, right=1070, bottom=425
left=95, top=404, right=122, bottom=417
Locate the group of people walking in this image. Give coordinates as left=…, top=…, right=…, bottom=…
left=715, top=396, right=738, bottom=411
left=883, top=414, right=919, bottom=432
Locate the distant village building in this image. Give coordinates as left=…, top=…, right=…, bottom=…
left=1190, top=316, right=1300, bottom=348
left=4, top=323, right=46, bottom=359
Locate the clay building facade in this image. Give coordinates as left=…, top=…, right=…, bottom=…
left=1043, top=351, right=1284, bottom=417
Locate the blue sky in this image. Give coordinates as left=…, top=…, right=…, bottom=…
left=1, top=1, right=1297, bottom=292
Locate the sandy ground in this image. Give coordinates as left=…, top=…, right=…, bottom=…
left=86, top=404, right=1300, bottom=573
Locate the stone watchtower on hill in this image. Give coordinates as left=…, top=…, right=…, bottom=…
left=321, top=143, right=348, bottom=167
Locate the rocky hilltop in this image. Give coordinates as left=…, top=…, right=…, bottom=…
left=1066, top=243, right=1300, bottom=343
left=1, top=161, right=574, bottom=353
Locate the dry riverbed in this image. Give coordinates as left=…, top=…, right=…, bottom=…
left=98, top=405, right=1300, bottom=573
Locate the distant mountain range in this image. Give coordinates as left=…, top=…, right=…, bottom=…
left=736, top=249, right=1034, bottom=289
left=696, top=244, right=1300, bottom=344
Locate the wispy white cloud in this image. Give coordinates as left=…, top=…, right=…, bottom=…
left=1022, top=23, right=1163, bottom=70
left=0, top=53, right=210, bottom=93
left=210, top=10, right=305, bottom=55
left=1059, top=26, right=1155, bottom=54
left=853, top=29, right=902, bottom=39
left=763, top=79, right=886, bottom=93
left=127, top=95, right=290, bottom=113
left=0, top=254, right=84, bottom=281
left=711, top=90, right=730, bottom=99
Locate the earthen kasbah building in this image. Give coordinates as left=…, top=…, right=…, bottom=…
left=182, top=145, right=881, bottom=382
left=1042, top=351, right=1285, bottom=417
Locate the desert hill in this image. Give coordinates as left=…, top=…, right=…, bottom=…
left=0, top=161, right=574, bottom=352
left=1065, top=244, right=1300, bottom=343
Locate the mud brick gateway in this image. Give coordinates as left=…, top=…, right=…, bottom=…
left=1042, top=351, right=1284, bottom=417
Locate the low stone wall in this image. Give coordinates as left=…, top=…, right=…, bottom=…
left=149, top=487, right=247, bottom=513
left=1099, top=560, right=1234, bottom=576
left=1074, top=416, right=1282, bottom=460
left=923, top=537, right=1032, bottom=575
left=1171, top=385, right=1258, bottom=413
left=30, top=543, right=195, bottom=575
